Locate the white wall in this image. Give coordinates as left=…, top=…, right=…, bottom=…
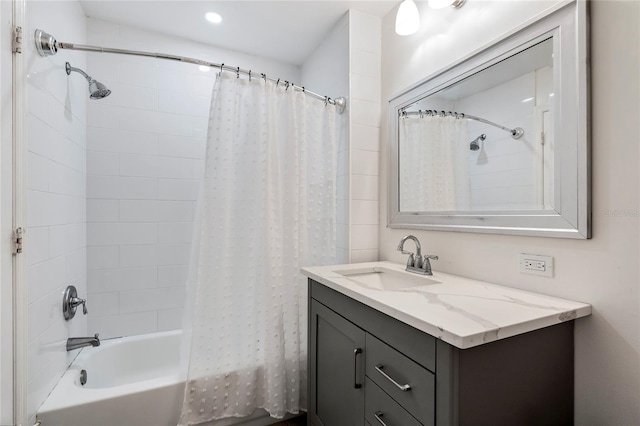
left=380, top=1, right=639, bottom=424
left=26, top=1, right=88, bottom=423
left=301, top=13, right=350, bottom=263
left=85, top=18, right=300, bottom=339
left=348, top=10, right=381, bottom=263
left=0, top=1, right=14, bottom=423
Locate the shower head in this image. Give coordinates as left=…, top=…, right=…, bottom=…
left=65, top=62, right=111, bottom=100
left=470, top=134, right=486, bottom=151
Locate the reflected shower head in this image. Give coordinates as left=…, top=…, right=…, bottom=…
left=65, top=62, right=111, bottom=100
left=470, top=134, right=486, bottom=151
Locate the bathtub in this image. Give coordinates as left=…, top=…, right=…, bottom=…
left=37, top=330, right=298, bottom=426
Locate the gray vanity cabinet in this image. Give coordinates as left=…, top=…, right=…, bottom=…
left=308, top=280, right=574, bottom=426
left=309, top=299, right=365, bottom=426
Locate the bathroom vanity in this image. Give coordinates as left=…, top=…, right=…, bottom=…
left=303, top=262, right=591, bottom=426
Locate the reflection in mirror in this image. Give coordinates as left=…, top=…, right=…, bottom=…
left=398, top=38, right=554, bottom=212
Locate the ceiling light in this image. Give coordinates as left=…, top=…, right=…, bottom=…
left=205, top=12, right=222, bottom=24
left=395, top=0, right=420, bottom=36
left=428, top=0, right=466, bottom=9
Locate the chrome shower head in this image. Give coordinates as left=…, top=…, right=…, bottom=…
left=66, top=62, right=111, bottom=100
left=470, top=134, right=486, bottom=151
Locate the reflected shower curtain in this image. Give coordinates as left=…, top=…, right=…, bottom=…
left=179, top=73, right=339, bottom=425
left=399, top=116, right=470, bottom=211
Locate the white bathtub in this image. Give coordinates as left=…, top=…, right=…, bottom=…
left=37, top=330, right=297, bottom=426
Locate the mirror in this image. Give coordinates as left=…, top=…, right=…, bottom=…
left=388, top=1, right=590, bottom=238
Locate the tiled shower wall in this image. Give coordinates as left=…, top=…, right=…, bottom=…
left=85, top=19, right=300, bottom=338
left=349, top=11, right=381, bottom=263
left=26, top=2, right=87, bottom=422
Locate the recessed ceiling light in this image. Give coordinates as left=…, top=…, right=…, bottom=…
left=205, top=12, right=222, bottom=24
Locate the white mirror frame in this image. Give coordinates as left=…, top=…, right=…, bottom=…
left=388, top=1, right=590, bottom=239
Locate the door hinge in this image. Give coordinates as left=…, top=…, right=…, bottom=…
left=13, top=227, right=23, bottom=254
left=12, top=26, right=23, bottom=54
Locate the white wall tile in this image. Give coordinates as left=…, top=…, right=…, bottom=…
left=351, top=224, right=379, bottom=250
left=158, top=135, right=206, bottom=159
left=119, top=200, right=159, bottom=222
left=87, top=199, right=119, bottom=222
left=158, top=179, right=200, bottom=200
left=89, top=292, right=120, bottom=316
left=158, top=308, right=184, bottom=331
left=158, top=265, right=188, bottom=287
left=119, top=245, right=158, bottom=268
left=119, top=286, right=186, bottom=314
left=157, top=244, right=191, bottom=266
left=87, top=151, right=119, bottom=176
left=351, top=149, right=379, bottom=176
left=88, top=311, right=157, bottom=339
left=87, top=223, right=157, bottom=246
left=87, top=246, right=119, bottom=270
left=352, top=175, right=379, bottom=200
left=157, top=201, right=194, bottom=222
left=158, top=222, right=194, bottom=244
left=88, top=267, right=157, bottom=293
left=119, top=177, right=158, bottom=199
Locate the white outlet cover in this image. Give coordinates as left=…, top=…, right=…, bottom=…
left=519, top=253, right=554, bottom=277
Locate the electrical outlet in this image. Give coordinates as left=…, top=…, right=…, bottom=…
left=519, top=253, right=554, bottom=277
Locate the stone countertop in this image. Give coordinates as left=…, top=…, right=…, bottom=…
left=302, top=261, right=591, bottom=349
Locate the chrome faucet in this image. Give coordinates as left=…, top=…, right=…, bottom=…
left=67, top=334, right=100, bottom=351
left=397, top=235, right=438, bottom=276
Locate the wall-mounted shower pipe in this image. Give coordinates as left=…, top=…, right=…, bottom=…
left=35, top=29, right=347, bottom=114
left=401, top=109, right=525, bottom=139
left=65, top=62, right=111, bottom=100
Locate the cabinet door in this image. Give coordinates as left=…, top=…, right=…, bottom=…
left=309, top=299, right=365, bottom=426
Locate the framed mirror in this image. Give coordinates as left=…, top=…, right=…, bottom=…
left=388, top=1, right=590, bottom=239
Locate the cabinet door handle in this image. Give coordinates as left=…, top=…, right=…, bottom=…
left=374, top=364, right=411, bottom=391
left=353, top=348, right=362, bottom=389
left=374, top=411, right=388, bottom=426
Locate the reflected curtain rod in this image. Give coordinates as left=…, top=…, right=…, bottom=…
left=401, top=109, right=524, bottom=139
left=34, top=29, right=346, bottom=114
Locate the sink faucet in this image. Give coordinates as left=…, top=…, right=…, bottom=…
left=67, top=334, right=100, bottom=351
left=397, top=235, right=438, bottom=276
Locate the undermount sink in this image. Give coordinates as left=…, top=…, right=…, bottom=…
left=334, top=266, right=440, bottom=291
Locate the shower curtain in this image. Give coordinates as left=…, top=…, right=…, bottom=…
left=399, top=116, right=470, bottom=211
left=178, top=73, right=340, bottom=425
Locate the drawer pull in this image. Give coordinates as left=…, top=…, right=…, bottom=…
left=374, top=411, right=388, bottom=426
left=374, top=364, right=412, bottom=392
left=354, top=348, right=362, bottom=388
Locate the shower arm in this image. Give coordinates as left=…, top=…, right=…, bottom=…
left=35, top=29, right=347, bottom=114
left=66, top=62, right=94, bottom=83
left=401, top=109, right=524, bottom=139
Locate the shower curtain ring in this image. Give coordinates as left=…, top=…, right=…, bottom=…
left=219, top=63, right=224, bottom=75
left=324, top=96, right=328, bottom=106
left=262, top=73, right=266, bottom=82
left=236, top=67, right=240, bottom=78
left=248, top=70, right=251, bottom=81
left=302, top=86, right=305, bottom=93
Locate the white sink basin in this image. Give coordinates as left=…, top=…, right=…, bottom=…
left=334, top=266, right=440, bottom=291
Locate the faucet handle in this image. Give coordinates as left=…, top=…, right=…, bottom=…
left=94, top=333, right=99, bottom=340
left=424, top=255, right=439, bottom=261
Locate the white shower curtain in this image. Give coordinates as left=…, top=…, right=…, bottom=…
left=399, top=116, right=470, bottom=211
left=178, top=73, right=340, bottom=425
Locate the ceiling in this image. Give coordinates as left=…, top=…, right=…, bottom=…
left=79, top=1, right=397, bottom=66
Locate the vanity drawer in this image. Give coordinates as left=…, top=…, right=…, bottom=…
left=366, top=334, right=434, bottom=425
left=365, top=378, right=422, bottom=426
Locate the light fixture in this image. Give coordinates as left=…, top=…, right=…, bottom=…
left=395, top=0, right=420, bottom=36
left=205, top=12, right=222, bottom=24
left=428, top=0, right=466, bottom=9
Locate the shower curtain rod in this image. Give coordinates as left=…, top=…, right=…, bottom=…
left=401, top=109, right=524, bottom=139
left=34, top=29, right=347, bottom=114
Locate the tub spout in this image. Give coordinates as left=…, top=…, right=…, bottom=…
left=67, top=333, right=100, bottom=351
